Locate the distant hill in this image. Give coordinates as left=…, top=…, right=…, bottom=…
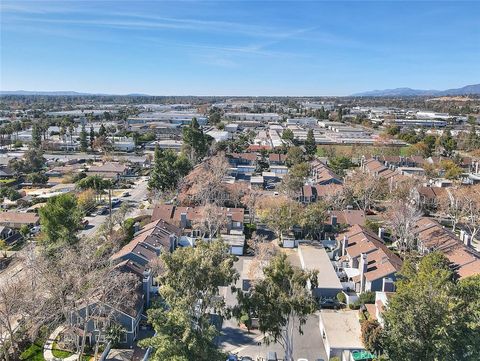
left=352, top=84, right=480, bottom=97
left=0, top=90, right=151, bottom=96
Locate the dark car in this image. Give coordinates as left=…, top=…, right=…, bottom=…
left=241, top=357, right=254, bottom=361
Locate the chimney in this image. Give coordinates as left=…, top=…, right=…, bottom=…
left=226, top=213, right=233, bottom=234
left=342, top=235, right=348, bottom=256
left=378, top=227, right=385, bottom=240
left=180, top=212, right=187, bottom=229
left=331, top=215, right=338, bottom=227
left=382, top=277, right=395, bottom=292
left=464, top=235, right=472, bottom=248
left=360, top=253, right=368, bottom=293
left=169, top=234, right=177, bottom=252
left=460, top=230, right=465, bottom=243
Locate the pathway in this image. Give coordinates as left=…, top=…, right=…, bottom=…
left=43, top=326, right=79, bottom=361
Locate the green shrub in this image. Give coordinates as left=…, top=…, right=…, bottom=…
left=336, top=292, right=346, bottom=304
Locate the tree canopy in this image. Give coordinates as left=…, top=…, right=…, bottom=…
left=235, top=254, right=318, bottom=361
left=38, top=193, right=83, bottom=250
left=382, top=253, right=480, bottom=361
left=140, top=240, right=238, bottom=361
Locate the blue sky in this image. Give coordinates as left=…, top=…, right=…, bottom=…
left=1, top=1, right=479, bottom=96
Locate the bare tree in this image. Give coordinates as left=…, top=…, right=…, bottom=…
left=388, top=191, right=423, bottom=253
left=439, top=188, right=466, bottom=232
left=25, top=238, right=139, bottom=360
left=0, top=279, right=28, bottom=361
left=344, top=170, right=388, bottom=212
left=194, top=203, right=227, bottom=240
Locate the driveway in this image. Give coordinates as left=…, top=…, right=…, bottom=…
left=218, top=256, right=328, bottom=361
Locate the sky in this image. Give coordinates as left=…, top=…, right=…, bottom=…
left=1, top=1, right=479, bottom=96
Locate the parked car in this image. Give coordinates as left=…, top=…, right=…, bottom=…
left=122, top=191, right=131, bottom=197
left=99, top=206, right=109, bottom=215
left=241, top=357, right=253, bottom=361
left=80, top=219, right=89, bottom=228
left=266, top=352, right=278, bottom=361
left=226, top=355, right=238, bottom=361
left=30, top=226, right=41, bottom=235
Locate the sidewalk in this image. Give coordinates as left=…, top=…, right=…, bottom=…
left=43, top=326, right=79, bottom=361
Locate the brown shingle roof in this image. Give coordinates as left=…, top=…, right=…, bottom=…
left=0, top=212, right=39, bottom=225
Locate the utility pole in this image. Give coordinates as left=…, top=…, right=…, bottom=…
left=108, top=187, right=112, bottom=221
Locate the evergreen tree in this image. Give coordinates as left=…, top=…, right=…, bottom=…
left=337, top=107, right=343, bottom=122
left=148, top=146, right=191, bottom=192
left=31, top=123, right=42, bottom=149
left=89, top=126, right=95, bottom=149
left=99, top=123, right=107, bottom=137
left=79, top=124, right=88, bottom=152
left=182, top=118, right=209, bottom=162
left=305, top=129, right=316, bottom=156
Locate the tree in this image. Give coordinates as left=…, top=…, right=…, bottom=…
left=148, top=146, right=191, bottom=193
left=328, top=155, right=353, bottom=177
left=439, top=128, right=457, bottom=157
left=79, top=124, right=88, bottom=152
left=19, top=224, right=30, bottom=240
left=304, top=129, right=316, bottom=156
left=182, top=118, right=210, bottom=163
left=299, top=201, right=328, bottom=240
left=280, top=162, right=310, bottom=197
left=337, top=107, right=343, bottom=122
left=77, top=175, right=112, bottom=202
left=38, top=193, right=83, bottom=250
left=235, top=254, right=318, bottom=361
left=26, top=172, right=48, bottom=185
left=382, top=253, right=480, bottom=361
left=31, top=123, right=42, bottom=149
left=344, top=170, right=388, bottom=212
left=282, top=128, right=294, bottom=143
left=286, top=146, right=304, bottom=167
left=77, top=189, right=97, bottom=213
left=388, top=197, right=423, bottom=253
left=98, top=123, right=107, bottom=137
left=9, top=149, right=45, bottom=174
left=361, top=319, right=383, bottom=354
left=194, top=203, right=227, bottom=240
left=140, top=240, right=237, bottom=361
left=257, top=196, right=301, bottom=240
left=440, top=159, right=463, bottom=180
left=89, top=126, right=95, bottom=149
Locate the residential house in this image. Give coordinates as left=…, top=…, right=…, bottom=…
left=87, top=162, right=133, bottom=180
left=0, top=211, right=39, bottom=229
left=111, top=219, right=181, bottom=306
left=151, top=204, right=244, bottom=240
left=66, top=290, right=144, bottom=348
left=298, top=184, right=344, bottom=204
left=417, top=186, right=446, bottom=210
left=268, top=153, right=286, bottom=166
left=298, top=244, right=343, bottom=299
left=311, top=160, right=343, bottom=185
left=0, top=166, right=15, bottom=179
left=336, top=225, right=402, bottom=293
left=413, top=217, right=480, bottom=279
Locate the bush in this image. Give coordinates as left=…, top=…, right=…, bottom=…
left=336, top=292, right=346, bottom=304
left=358, top=291, right=376, bottom=305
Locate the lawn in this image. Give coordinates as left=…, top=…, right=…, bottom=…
left=52, top=342, right=74, bottom=359
left=19, top=342, right=44, bottom=361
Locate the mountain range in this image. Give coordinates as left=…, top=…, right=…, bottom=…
left=1, top=85, right=479, bottom=97
left=352, top=84, right=480, bottom=97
